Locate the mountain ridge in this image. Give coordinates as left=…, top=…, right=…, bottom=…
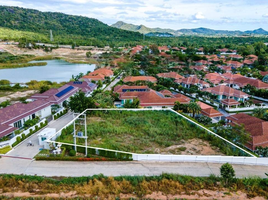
left=111, top=21, right=268, bottom=36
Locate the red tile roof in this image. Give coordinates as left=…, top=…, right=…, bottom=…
left=226, top=77, right=268, bottom=89
left=260, top=71, right=268, bottom=76
left=114, top=85, right=149, bottom=94
left=88, top=68, right=113, bottom=77
left=226, top=60, right=243, bottom=68
left=204, top=73, right=226, bottom=85
left=201, top=108, right=223, bottom=118
left=158, top=46, right=169, bottom=51
left=123, top=76, right=157, bottom=83
left=226, top=113, right=268, bottom=150
left=176, top=76, right=210, bottom=87
left=221, top=98, right=240, bottom=106
left=157, top=72, right=184, bottom=80
left=120, top=89, right=190, bottom=107
left=203, top=85, right=249, bottom=99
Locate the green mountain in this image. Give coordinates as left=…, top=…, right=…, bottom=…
left=0, top=6, right=143, bottom=46
left=111, top=21, right=268, bottom=36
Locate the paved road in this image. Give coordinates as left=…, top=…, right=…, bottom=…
left=104, top=74, right=122, bottom=91
left=0, top=158, right=267, bottom=178
left=6, top=112, right=73, bottom=159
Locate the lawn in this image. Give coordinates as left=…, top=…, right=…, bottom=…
left=57, top=110, right=245, bottom=156
left=0, top=146, right=12, bottom=154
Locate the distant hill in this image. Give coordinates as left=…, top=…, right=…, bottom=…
left=111, top=21, right=268, bottom=36
left=0, top=6, right=143, bottom=46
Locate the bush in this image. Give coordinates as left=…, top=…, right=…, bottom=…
left=69, top=149, right=76, bottom=156
left=21, top=133, right=26, bottom=140
left=220, top=163, right=235, bottom=186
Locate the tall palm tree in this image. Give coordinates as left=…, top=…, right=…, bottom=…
left=188, top=101, right=201, bottom=118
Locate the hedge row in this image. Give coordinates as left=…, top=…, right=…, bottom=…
left=35, top=156, right=118, bottom=161
left=12, top=120, right=48, bottom=147
left=76, top=146, right=133, bottom=161
left=54, top=109, right=68, bottom=120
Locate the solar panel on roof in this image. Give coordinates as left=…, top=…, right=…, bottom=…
left=74, top=81, right=83, bottom=84
left=55, top=86, right=74, bottom=98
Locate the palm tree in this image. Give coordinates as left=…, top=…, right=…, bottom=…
left=253, top=108, right=266, bottom=119
left=188, top=101, right=201, bottom=118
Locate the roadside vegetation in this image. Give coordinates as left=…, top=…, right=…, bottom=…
left=0, top=169, right=267, bottom=199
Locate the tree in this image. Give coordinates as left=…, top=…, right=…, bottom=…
left=188, top=101, right=201, bottom=118
left=97, top=80, right=103, bottom=89
left=86, top=51, right=92, bottom=58
left=150, top=44, right=159, bottom=55
left=123, top=98, right=140, bottom=108
left=39, top=85, right=50, bottom=94
left=253, top=108, right=266, bottom=119
left=67, top=90, right=96, bottom=113
left=220, top=163, right=235, bottom=186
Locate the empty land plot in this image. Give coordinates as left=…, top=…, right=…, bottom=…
left=57, top=110, right=242, bottom=155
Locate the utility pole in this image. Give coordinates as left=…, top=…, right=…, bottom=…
left=50, top=30, right=54, bottom=42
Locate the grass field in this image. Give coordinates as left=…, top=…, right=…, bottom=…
left=57, top=110, right=246, bottom=156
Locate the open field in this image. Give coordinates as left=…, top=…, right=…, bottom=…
left=57, top=110, right=243, bottom=155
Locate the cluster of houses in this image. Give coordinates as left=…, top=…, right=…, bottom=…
left=123, top=45, right=268, bottom=151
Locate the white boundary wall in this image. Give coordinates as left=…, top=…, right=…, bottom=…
left=132, top=154, right=268, bottom=166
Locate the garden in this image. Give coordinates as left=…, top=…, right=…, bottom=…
left=56, top=110, right=248, bottom=156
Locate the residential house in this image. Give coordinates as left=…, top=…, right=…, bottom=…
left=204, top=73, right=226, bottom=85
left=176, top=76, right=210, bottom=89
left=197, top=102, right=223, bottom=122
left=226, top=113, right=268, bottom=150
left=225, top=76, right=268, bottom=90
left=0, top=99, right=52, bottom=139
left=228, top=54, right=243, bottom=60
left=203, top=85, right=250, bottom=108
left=82, top=68, right=114, bottom=82
left=130, top=45, right=143, bottom=55
left=226, top=60, right=243, bottom=68
left=157, top=72, right=184, bottom=80
left=123, top=76, right=157, bottom=83
left=115, top=86, right=190, bottom=108
left=114, top=85, right=150, bottom=94
left=158, top=46, right=169, bottom=52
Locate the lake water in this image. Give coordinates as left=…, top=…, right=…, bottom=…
left=0, top=60, right=96, bottom=83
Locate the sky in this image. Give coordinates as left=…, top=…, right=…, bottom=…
left=1, top=0, right=268, bottom=31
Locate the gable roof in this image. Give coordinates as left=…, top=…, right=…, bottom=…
left=203, top=85, right=249, bottom=98
left=0, top=99, right=51, bottom=126
left=114, top=85, right=149, bottom=94
left=226, top=113, right=268, bottom=149
left=123, top=76, right=157, bottom=83
left=201, top=108, right=223, bottom=118
left=87, top=68, right=114, bottom=77
left=120, top=89, right=190, bottom=106
left=157, top=72, right=184, bottom=80
left=226, top=77, right=268, bottom=89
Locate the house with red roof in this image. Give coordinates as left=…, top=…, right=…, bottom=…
left=157, top=72, right=184, bottom=80
left=158, top=46, right=169, bottom=52
left=115, top=86, right=190, bottom=108
left=197, top=102, right=223, bottom=121
left=226, top=113, right=268, bottom=150
left=226, top=60, right=243, bottom=68
left=225, top=77, right=268, bottom=90
left=204, top=73, right=226, bottom=85
left=82, top=68, right=114, bottom=82
left=176, top=76, right=210, bottom=89
left=123, top=76, right=157, bottom=83
left=203, top=85, right=250, bottom=109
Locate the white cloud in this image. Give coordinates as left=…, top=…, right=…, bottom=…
left=263, top=14, right=268, bottom=17
left=193, top=12, right=205, bottom=20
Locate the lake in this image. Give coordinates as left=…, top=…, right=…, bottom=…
left=0, top=60, right=96, bottom=83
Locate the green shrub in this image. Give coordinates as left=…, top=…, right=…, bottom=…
left=69, top=149, right=76, bottom=156
left=220, top=163, right=235, bottom=186
left=21, top=133, right=26, bottom=140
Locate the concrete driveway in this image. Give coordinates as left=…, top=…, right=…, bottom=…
left=6, top=112, right=74, bottom=159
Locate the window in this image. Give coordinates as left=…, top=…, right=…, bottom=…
left=14, top=120, right=22, bottom=128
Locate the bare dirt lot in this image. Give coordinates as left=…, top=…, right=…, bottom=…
left=0, top=43, right=105, bottom=63
left=0, top=90, right=37, bottom=103
left=1, top=190, right=265, bottom=200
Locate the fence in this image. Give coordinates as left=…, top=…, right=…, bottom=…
left=132, top=154, right=268, bottom=166
left=0, top=119, right=46, bottom=148
left=226, top=106, right=268, bottom=112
